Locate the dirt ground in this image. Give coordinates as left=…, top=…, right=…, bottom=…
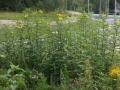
left=0, top=20, right=17, bottom=27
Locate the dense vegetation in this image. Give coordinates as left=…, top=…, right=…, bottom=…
left=0, top=0, right=120, bottom=12
left=0, top=10, right=120, bottom=90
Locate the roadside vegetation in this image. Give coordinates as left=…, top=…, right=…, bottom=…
left=0, top=11, right=23, bottom=20
left=0, top=10, right=120, bottom=90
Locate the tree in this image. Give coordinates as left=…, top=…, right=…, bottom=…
left=0, top=0, right=120, bottom=12
left=0, top=0, right=24, bottom=11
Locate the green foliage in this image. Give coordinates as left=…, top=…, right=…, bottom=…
left=0, top=64, right=27, bottom=90
left=0, top=0, right=61, bottom=11
left=0, top=63, right=51, bottom=90
left=0, top=11, right=120, bottom=89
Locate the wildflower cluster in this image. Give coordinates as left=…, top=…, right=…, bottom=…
left=109, top=65, right=120, bottom=78
left=56, top=12, right=65, bottom=21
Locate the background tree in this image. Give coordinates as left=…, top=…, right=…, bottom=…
left=0, top=0, right=120, bottom=12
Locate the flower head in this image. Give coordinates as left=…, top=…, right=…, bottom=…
left=56, top=12, right=65, bottom=21
left=109, top=65, right=120, bottom=78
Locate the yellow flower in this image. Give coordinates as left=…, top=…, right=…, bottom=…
left=109, top=66, right=120, bottom=78
left=56, top=12, right=65, bottom=21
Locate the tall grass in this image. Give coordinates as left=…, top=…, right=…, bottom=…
left=0, top=11, right=120, bottom=90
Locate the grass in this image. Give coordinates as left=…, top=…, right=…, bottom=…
left=0, top=11, right=23, bottom=20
